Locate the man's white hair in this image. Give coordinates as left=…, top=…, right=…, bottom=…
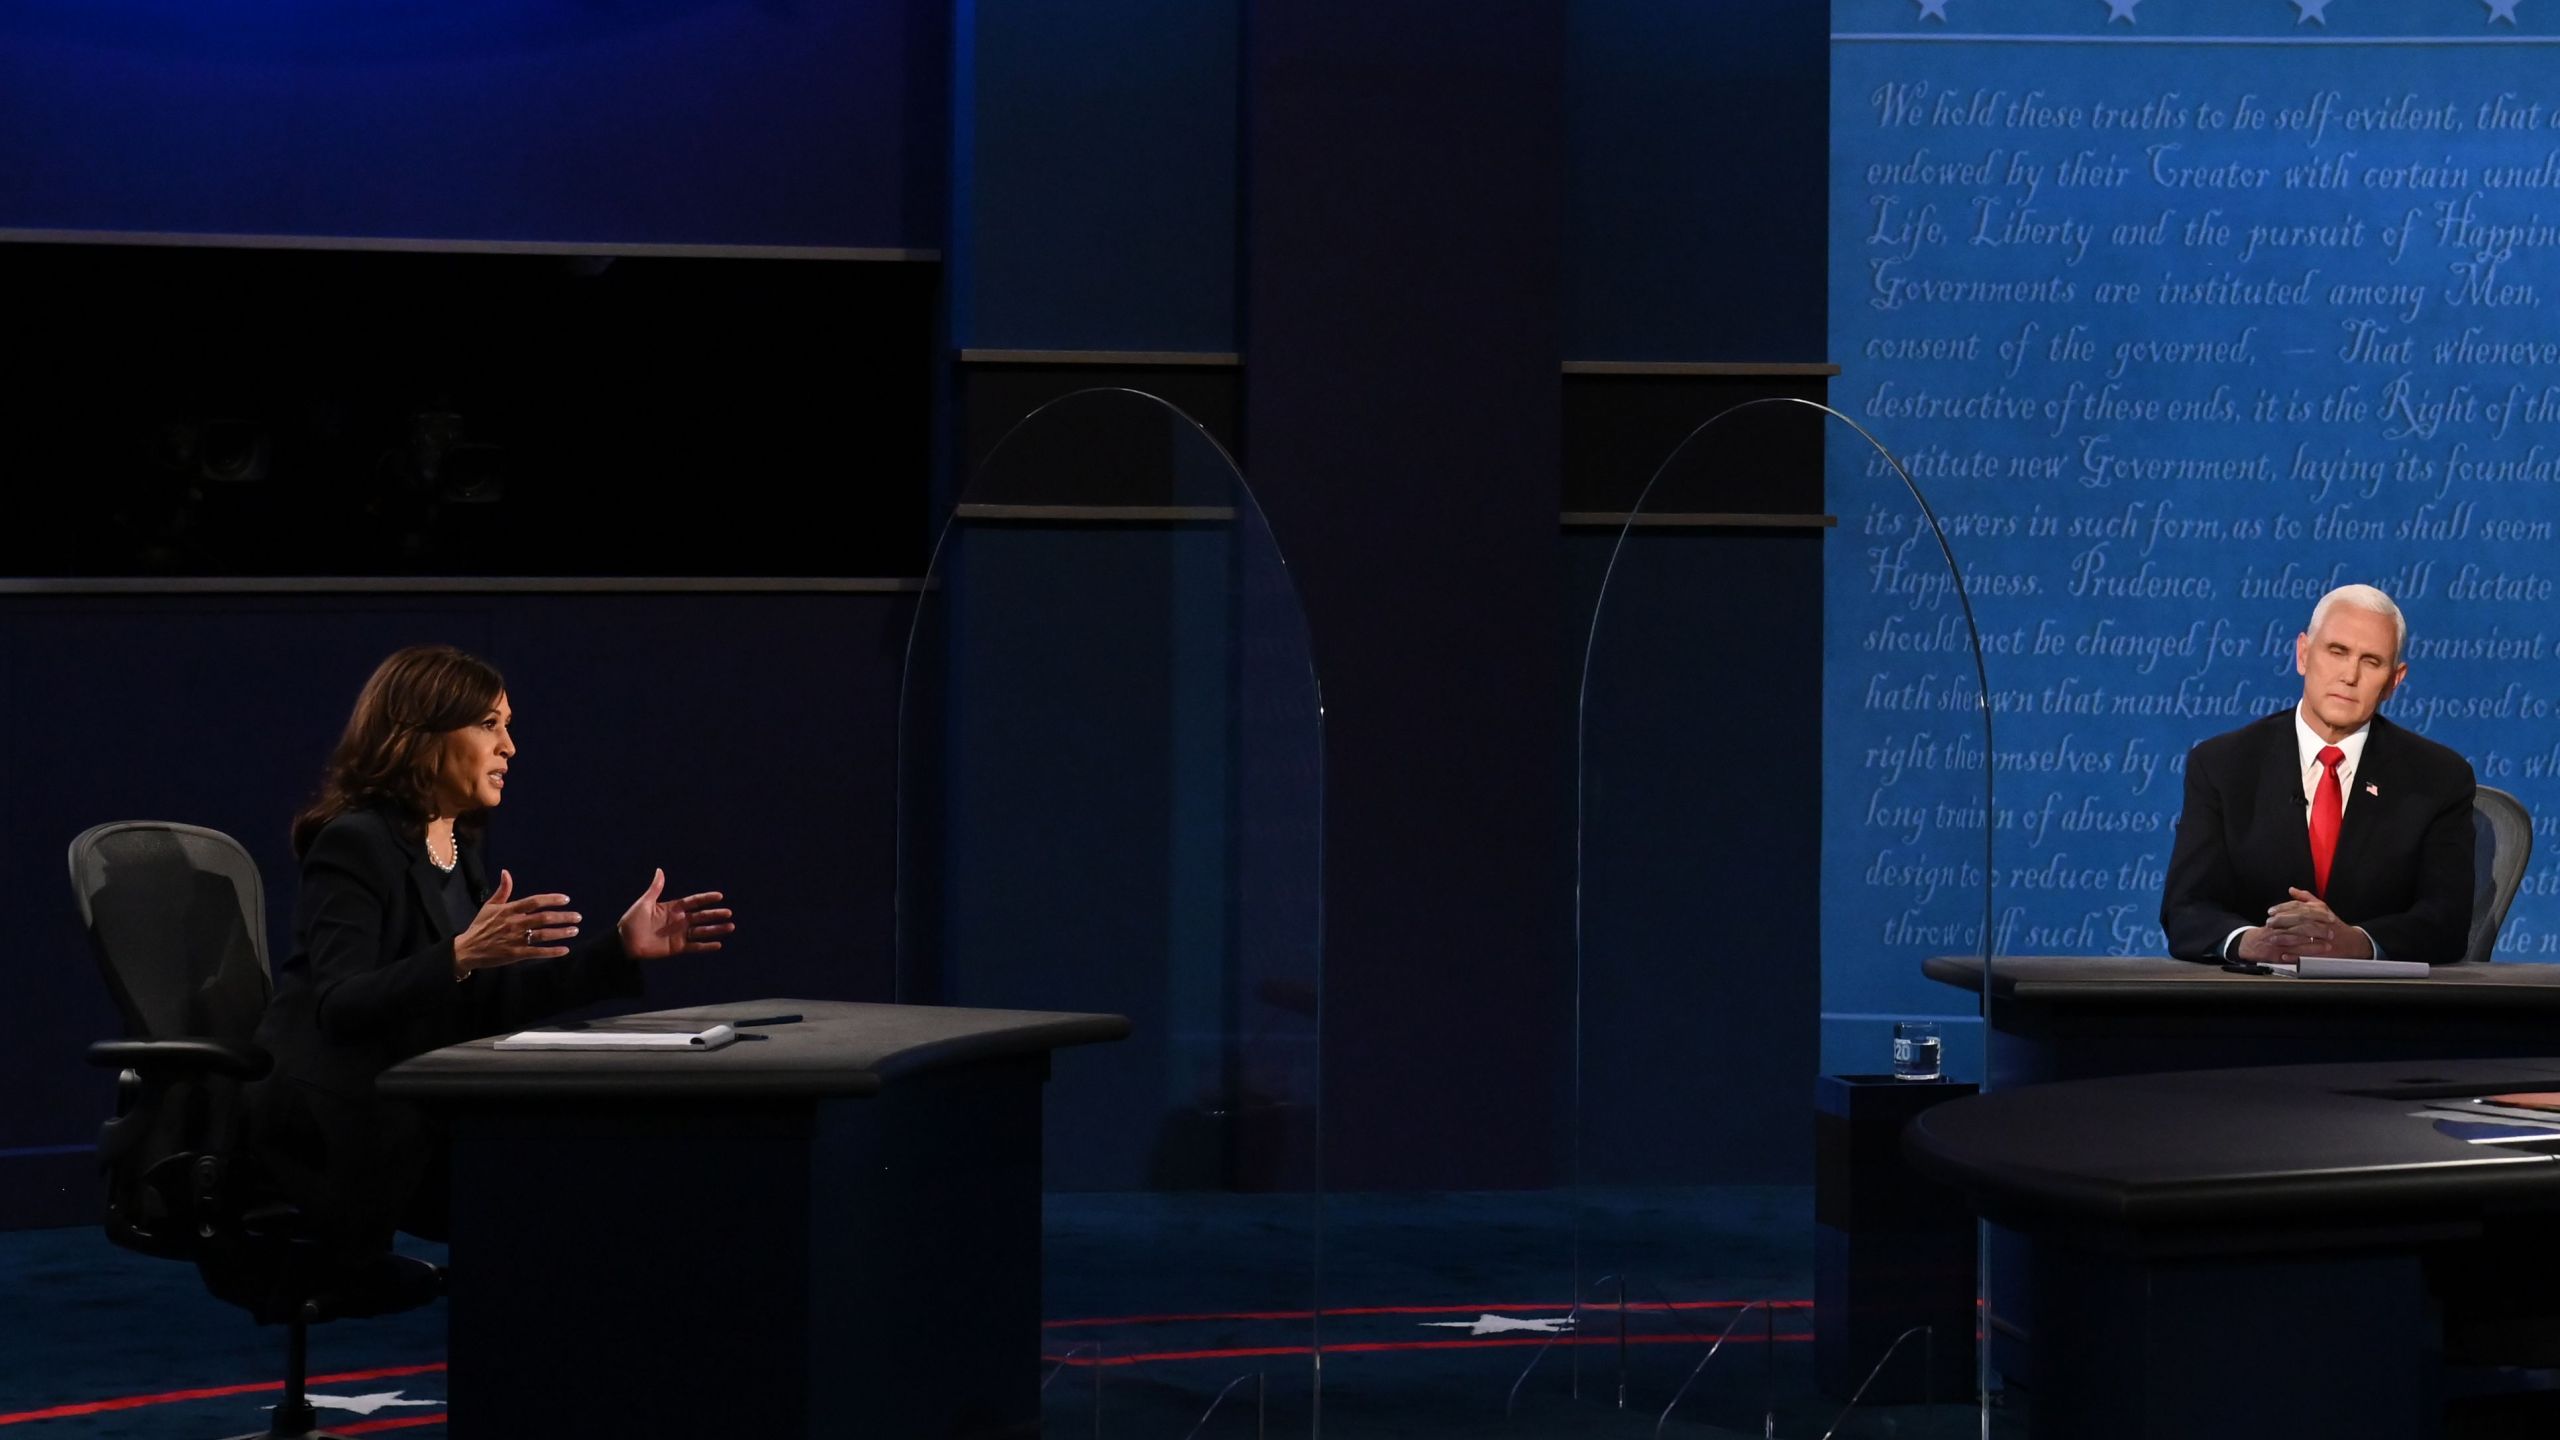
left=2306, top=583, right=2407, bottom=665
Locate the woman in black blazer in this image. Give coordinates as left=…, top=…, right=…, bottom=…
left=250, top=644, right=733, bottom=1258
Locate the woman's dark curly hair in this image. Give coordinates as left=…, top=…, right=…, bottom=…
left=291, top=645, right=506, bottom=856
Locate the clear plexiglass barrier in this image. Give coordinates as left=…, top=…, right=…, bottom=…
left=1562, top=398, right=1999, bottom=1439
left=896, top=388, right=1324, bottom=1437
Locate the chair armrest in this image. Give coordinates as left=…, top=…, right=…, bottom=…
left=86, top=1039, right=271, bottom=1081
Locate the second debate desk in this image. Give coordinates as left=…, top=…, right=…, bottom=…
left=378, top=998, right=1130, bottom=1439
left=1908, top=1056, right=2560, bottom=1440
left=1925, top=954, right=2560, bottom=1084
left=1925, top=955, right=2560, bottom=1391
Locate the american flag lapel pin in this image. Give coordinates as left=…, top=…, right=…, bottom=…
left=2365, top=782, right=2380, bottom=796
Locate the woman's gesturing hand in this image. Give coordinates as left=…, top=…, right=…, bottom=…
left=453, top=869, right=580, bottom=978
left=617, top=868, right=735, bottom=961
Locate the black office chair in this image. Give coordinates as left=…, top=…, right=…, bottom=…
left=2465, top=786, right=2533, bottom=965
left=2445, top=786, right=2560, bottom=1410
left=71, top=821, right=439, bottom=1439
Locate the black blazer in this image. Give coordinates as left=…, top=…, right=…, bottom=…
left=249, top=805, right=641, bottom=1235
left=2160, top=709, right=2476, bottom=963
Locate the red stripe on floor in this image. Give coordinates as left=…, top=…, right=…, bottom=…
left=1045, top=1298, right=1813, bottom=1327
left=0, top=1363, right=445, bottom=1426
left=1, top=1297, right=1826, bottom=1423
left=1048, top=1331, right=1817, bottom=1366
left=1322, top=1332, right=1817, bottom=1356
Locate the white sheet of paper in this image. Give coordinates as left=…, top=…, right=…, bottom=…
left=494, top=1022, right=737, bottom=1051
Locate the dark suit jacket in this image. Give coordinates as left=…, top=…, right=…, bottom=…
left=2160, top=709, right=2476, bottom=964
left=249, top=805, right=642, bottom=1241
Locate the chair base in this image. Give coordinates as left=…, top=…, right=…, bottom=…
left=263, top=1377, right=371, bottom=1440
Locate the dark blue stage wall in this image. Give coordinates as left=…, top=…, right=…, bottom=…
left=948, top=0, right=1237, bottom=350
left=1564, top=0, right=1828, bottom=361
left=1829, top=1, right=2560, bottom=1069
left=1561, top=0, right=1831, bottom=1186
left=0, top=0, right=943, bottom=246
left=1247, top=0, right=1569, bottom=1190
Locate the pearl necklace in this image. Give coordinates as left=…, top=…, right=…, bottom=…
left=426, top=828, right=458, bottom=873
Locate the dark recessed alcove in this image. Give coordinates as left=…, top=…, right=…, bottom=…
left=3, top=243, right=935, bottom=577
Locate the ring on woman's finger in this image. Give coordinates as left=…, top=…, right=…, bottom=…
left=525, top=928, right=536, bottom=945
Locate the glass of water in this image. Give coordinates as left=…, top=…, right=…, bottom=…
left=1892, top=1020, right=1942, bottom=1082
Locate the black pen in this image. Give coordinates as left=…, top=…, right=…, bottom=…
left=726, top=1013, right=803, bottom=1028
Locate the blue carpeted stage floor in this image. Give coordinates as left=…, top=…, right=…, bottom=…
left=0, top=1189, right=1995, bottom=1438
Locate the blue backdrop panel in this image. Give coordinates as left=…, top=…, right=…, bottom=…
left=0, top=0, right=942, bottom=246
left=1564, top=0, right=1829, bottom=361
left=1828, top=0, right=2560, bottom=1065
left=950, top=0, right=1238, bottom=350
left=937, top=526, right=1184, bottom=1190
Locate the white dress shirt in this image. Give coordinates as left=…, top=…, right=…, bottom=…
left=2220, top=705, right=2380, bottom=959
left=2292, top=707, right=2370, bottom=821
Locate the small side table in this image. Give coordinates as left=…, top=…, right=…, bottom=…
left=1814, top=1073, right=1978, bottom=1403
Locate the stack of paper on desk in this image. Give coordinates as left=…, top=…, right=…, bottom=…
left=495, top=1022, right=737, bottom=1051
left=2266, top=956, right=2430, bottom=979
left=2414, top=1096, right=2560, bottom=1138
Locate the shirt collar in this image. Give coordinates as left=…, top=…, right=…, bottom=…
left=2295, top=704, right=2372, bottom=774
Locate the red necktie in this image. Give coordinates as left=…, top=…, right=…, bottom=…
left=2309, top=745, right=2345, bottom=897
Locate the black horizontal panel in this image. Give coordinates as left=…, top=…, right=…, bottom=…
left=956, top=363, right=1243, bottom=502
left=3, top=243, right=935, bottom=577
left=1563, top=371, right=1831, bottom=516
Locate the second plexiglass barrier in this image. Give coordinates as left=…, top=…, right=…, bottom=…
left=896, top=388, right=1324, bottom=1437
left=1562, top=398, right=1998, bottom=1439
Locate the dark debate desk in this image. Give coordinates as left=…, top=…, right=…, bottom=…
left=1926, top=956, right=2560, bottom=1393
left=1906, top=1057, right=2560, bottom=1440
left=377, top=998, right=1130, bottom=1439
left=1924, top=954, right=2560, bottom=1085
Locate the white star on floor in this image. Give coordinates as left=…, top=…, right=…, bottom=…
left=2485, top=0, right=2522, bottom=23
left=1420, top=1313, right=1577, bottom=1336
left=2293, top=0, right=2332, bottom=24
left=2105, top=0, right=2143, bottom=21
left=1915, top=0, right=1951, bottom=20
left=275, top=1390, right=442, bottom=1417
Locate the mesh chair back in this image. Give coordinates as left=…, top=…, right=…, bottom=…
left=70, top=822, right=428, bottom=1335
left=69, top=822, right=277, bottom=1261
left=2467, top=786, right=2534, bottom=965
left=69, top=822, right=272, bottom=1044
